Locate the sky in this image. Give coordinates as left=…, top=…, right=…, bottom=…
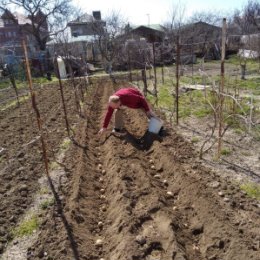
left=75, top=0, right=248, bottom=25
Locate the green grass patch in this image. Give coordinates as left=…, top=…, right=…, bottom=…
left=220, top=148, right=232, bottom=156
left=60, top=138, right=71, bottom=150
left=39, top=187, right=50, bottom=195
left=0, top=76, right=58, bottom=90
left=233, top=128, right=244, bottom=135
left=147, top=84, right=174, bottom=109
left=40, top=198, right=55, bottom=210
left=193, top=106, right=212, bottom=118
left=32, top=76, right=58, bottom=84
left=191, top=136, right=200, bottom=143
left=0, top=79, right=28, bottom=90
left=12, top=215, right=39, bottom=237
left=240, top=182, right=260, bottom=200
left=180, top=75, right=211, bottom=85
left=252, top=124, right=260, bottom=141
left=49, top=161, right=59, bottom=170
left=226, top=55, right=259, bottom=70
left=0, top=95, right=30, bottom=111
left=0, top=78, right=12, bottom=89
left=237, top=77, right=260, bottom=94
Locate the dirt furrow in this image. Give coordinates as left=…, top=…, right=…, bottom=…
left=28, top=80, right=259, bottom=260
left=0, top=83, right=82, bottom=257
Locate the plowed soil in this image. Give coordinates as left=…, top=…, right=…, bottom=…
left=0, top=82, right=81, bottom=255
left=26, top=81, right=259, bottom=260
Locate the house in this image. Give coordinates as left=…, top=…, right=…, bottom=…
left=118, top=24, right=174, bottom=68
left=240, top=33, right=260, bottom=52
left=179, top=21, right=222, bottom=60
left=129, top=24, right=165, bottom=43
left=0, top=9, right=48, bottom=56
left=47, top=11, right=105, bottom=64
left=237, top=33, right=260, bottom=58
left=47, top=35, right=102, bottom=63
left=67, top=11, right=106, bottom=37
left=0, top=9, right=48, bottom=49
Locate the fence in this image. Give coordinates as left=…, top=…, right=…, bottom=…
left=1, top=24, right=260, bottom=160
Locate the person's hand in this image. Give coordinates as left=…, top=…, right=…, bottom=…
left=146, top=110, right=156, bottom=119
left=98, top=128, right=107, bottom=135
left=146, top=111, right=161, bottom=121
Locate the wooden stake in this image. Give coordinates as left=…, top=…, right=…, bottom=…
left=22, top=39, right=49, bottom=177
left=152, top=42, right=158, bottom=96
left=128, top=50, right=132, bottom=82
left=142, top=69, right=148, bottom=96
left=175, top=36, right=180, bottom=125
left=218, top=18, right=227, bottom=158
left=161, top=47, right=164, bottom=84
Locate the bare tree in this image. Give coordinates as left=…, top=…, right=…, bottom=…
left=93, top=10, right=128, bottom=73
left=184, top=11, right=223, bottom=59
left=0, top=0, right=80, bottom=50
left=231, top=0, right=260, bottom=78
left=163, top=0, right=187, bottom=45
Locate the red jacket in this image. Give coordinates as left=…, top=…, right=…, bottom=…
left=103, top=88, right=150, bottom=128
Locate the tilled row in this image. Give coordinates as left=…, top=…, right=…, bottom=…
left=0, top=83, right=84, bottom=257
left=28, top=80, right=259, bottom=260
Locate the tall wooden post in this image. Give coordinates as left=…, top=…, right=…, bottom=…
left=175, top=36, right=180, bottom=125
left=142, top=52, right=148, bottom=96
left=142, top=69, right=148, bottom=96
left=152, top=43, right=157, bottom=90
left=161, top=46, right=164, bottom=84
left=22, top=39, right=50, bottom=177
left=218, top=18, right=227, bottom=158
left=152, top=42, right=158, bottom=104
left=191, top=37, right=194, bottom=84
left=128, top=50, right=132, bottom=82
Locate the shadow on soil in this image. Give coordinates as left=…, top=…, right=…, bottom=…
left=118, top=128, right=170, bottom=150
left=47, top=176, right=80, bottom=260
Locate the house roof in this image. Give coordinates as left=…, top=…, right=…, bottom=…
left=132, top=24, right=165, bottom=32
left=68, top=13, right=104, bottom=25
left=0, top=10, right=32, bottom=26
left=13, top=12, right=31, bottom=25
left=69, top=13, right=94, bottom=24
left=1, top=9, right=15, bottom=19
left=180, top=21, right=221, bottom=31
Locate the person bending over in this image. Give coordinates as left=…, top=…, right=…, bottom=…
left=98, top=87, right=158, bottom=135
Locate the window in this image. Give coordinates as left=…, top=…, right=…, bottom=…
left=72, top=28, right=83, bottom=37
left=4, top=19, right=14, bottom=25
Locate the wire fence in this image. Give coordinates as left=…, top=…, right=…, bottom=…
left=1, top=31, right=259, bottom=153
